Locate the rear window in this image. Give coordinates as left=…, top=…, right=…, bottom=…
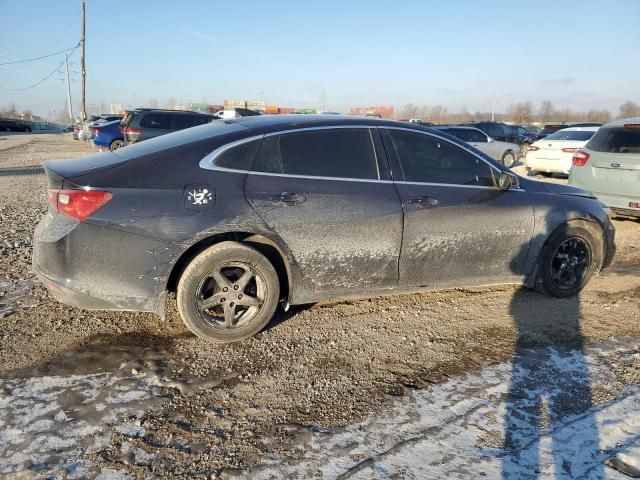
left=541, top=125, right=565, bottom=135
left=140, top=114, right=171, bottom=129
left=587, top=127, right=640, bottom=153
left=544, top=130, right=596, bottom=141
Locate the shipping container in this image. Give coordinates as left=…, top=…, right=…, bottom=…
left=278, top=107, right=295, bottom=114
left=224, top=100, right=246, bottom=109
left=265, top=105, right=279, bottom=114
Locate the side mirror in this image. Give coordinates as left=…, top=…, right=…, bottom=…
left=498, top=171, right=519, bottom=190
left=487, top=136, right=494, bottom=143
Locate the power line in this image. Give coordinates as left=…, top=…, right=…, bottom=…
left=0, top=43, right=80, bottom=67
left=0, top=44, right=79, bottom=91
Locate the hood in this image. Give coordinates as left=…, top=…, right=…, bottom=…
left=541, top=181, right=596, bottom=199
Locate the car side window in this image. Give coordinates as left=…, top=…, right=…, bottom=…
left=467, top=129, right=488, bottom=142
left=140, top=114, right=171, bottom=129
left=213, top=139, right=261, bottom=170
left=252, top=128, right=379, bottom=179
left=384, top=130, right=495, bottom=187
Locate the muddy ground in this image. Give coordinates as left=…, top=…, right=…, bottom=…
left=0, top=133, right=638, bottom=478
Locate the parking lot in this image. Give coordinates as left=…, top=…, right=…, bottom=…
left=0, top=132, right=639, bottom=478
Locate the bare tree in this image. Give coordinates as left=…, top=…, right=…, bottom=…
left=399, top=103, right=419, bottom=119
left=538, top=100, right=555, bottom=123
left=507, top=102, right=534, bottom=124
left=618, top=101, right=640, bottom=119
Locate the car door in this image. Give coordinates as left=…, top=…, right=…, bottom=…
left=244, top=127, right=404, bottom=295
left=459, top=128, right=498, bottom=160
left=139, top=113, right=172, bottom=141
left=379, top=127, right=535, bottom=289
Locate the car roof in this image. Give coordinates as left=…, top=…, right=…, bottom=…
left=126, top=108, right=213, bottom=115
left=554, top=126, right=600, bottom=132
left=222, top=114, right=425, bottom=134
left=602, top=116, right=640, bottom=128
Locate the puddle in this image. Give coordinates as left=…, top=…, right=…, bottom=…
left=244, top=338, right=640, bottom=479
left=0, top=334, right=233, bottom=478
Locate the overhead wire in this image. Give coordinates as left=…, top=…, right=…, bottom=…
left=0, top=43, right=80, bottom=91
left=0, top=43, right=80, bottom=67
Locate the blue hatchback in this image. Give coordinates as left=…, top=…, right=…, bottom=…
left=92, top=120, right=124, bottom=152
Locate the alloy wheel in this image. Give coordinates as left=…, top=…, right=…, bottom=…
left=549, top=237, right=591, bottom=290
left=196, top=262, right=265, bottom=328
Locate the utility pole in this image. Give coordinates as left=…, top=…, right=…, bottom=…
left=64, top=54, right=74, bottom=122
left=80, top=0, right=86, bottom=121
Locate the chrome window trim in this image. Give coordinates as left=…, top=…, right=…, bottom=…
left=198, top=134, right=264, bottom=171
left=199, top=125, right=383, bottom=181
left=247, top=170, right=393, bottom=183
left=197, top=124, right=524, bottom=193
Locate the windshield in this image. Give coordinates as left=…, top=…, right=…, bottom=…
left=544, top=130, right=596, bottom=141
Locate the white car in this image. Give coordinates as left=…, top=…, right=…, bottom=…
left=525, top=126, right=599, bottom=175
left=570, top=118, right=640, bottom=218
left=434, top=126, right=521, bottom=167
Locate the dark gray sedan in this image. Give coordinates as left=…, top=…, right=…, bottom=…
left=33, top=115, right=615, bottom=343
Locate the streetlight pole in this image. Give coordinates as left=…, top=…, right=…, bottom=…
left=80, top=0, right=86, bottom=121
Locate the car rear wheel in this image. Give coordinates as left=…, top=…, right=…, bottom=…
left=536, top=222, right=603, bottom=298
left=109, top=139, right=124, bottom=151
left=502, top=150, right=516, bottom=168
left=177, top=241, right=280, bottom=343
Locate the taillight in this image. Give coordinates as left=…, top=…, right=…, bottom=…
left=48, top=189, right=112, bottom=221
left=572, top=150, right=590, bottom=167
left=562, top=147, right=577, bottom=153
left=91, top=128, right=99, bottom=136
left=122, top=127, right=141, bottom=135
left=623, top=123, right=640, bottom=128
left=528, top=145, right=539, bottom=151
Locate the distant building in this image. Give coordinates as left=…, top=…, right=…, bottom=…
left=350, top=105, right=394, bottom=118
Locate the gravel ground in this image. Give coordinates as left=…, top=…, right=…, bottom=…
left=0, top=134, right=638, bottom=478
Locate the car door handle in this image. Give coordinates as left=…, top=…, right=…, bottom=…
left=270, top=192, right=306, bottom=205
left=407, top=196, right=439, bottom=207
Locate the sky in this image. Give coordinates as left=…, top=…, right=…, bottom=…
left=1, top=0, right=639, bottom=118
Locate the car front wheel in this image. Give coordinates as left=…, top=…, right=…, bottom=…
left=177, top=241, right=280, bottom=343
left=536, top=222, right=603, bottom=298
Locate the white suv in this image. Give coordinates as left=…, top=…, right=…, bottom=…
left=570, top=117, right=640, bottom=218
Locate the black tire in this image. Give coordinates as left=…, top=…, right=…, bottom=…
left=502, top=150, right=516, bottom=168
left=109, top=139, right=124, bottom=151
left=177, top=241, right=280, bottom=343
left=536, top=221, right=603, bottom=298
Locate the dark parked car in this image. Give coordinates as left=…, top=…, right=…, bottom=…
left=532, top=122, right=603, bottom=141
left=0, top=119, right=32, bottom=132
left=464, top=122, right=516, bottom=142
left=34, top=115, right=615, bottom=343
left=121, top=108, right=217, bottom=145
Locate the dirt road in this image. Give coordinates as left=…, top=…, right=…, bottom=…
left=0, top=134, right=638, bottom=478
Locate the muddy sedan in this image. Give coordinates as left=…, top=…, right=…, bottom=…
left=33, top=115, right=615, bottom=343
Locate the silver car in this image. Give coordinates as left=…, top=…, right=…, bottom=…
left=570, top=117, right=640, bottom=218
left=435, top=126, right=520, bottom=167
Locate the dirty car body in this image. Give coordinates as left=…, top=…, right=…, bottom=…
left=33, top=115, right=615, bottom=322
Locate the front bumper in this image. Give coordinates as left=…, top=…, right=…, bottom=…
left=33, top=211, right=174, bottom=315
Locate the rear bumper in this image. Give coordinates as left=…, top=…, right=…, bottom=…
left=33, top=212, right=173, bottom=315
left=589, top=191, right=640, bottom=216
left=525, top=153, right=572, bottom=174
